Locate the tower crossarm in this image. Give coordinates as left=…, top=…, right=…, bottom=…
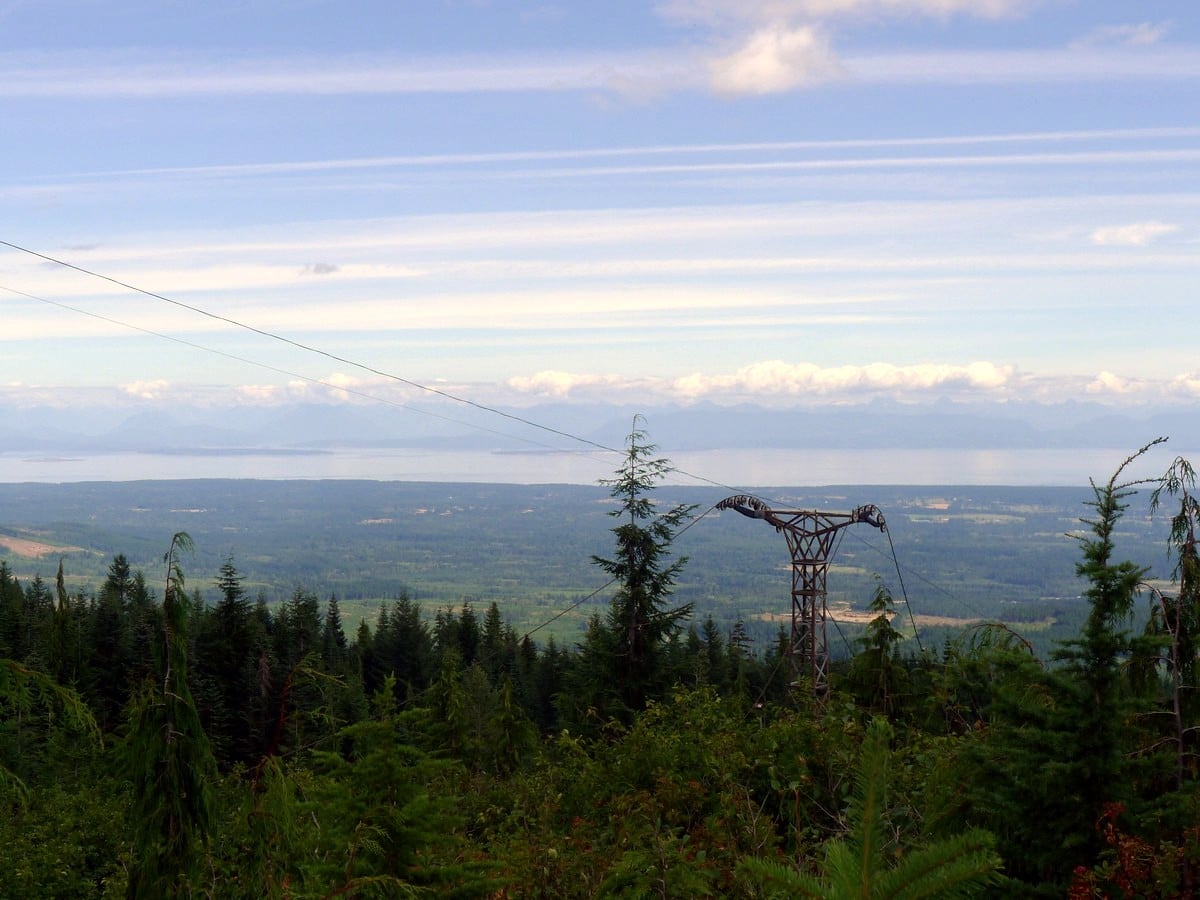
left=850, top=504, right=887, bottom=531
left=717, top=495, right=887, bottom=537
left=716, top=493, right=888, bottom=696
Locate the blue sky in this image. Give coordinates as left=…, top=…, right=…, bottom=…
left=2, top=0, right=1198, bottom=417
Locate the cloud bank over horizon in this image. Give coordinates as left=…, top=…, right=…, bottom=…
left=5, top=359, right=1200, bottom=417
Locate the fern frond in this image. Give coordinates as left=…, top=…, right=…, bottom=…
left=737, top=856, right=828, bottom=899
left=846, top=718, right=892, bottom=890
left=876, top=828, right=1002, bottom=900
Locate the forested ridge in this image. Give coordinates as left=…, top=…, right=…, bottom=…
left=0, top=436, right=1197, bottom=897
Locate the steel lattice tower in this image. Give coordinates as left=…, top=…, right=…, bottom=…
left=717, top=495, right=886, bottom=694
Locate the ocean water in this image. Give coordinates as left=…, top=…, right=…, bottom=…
left=1, top=445, right=1184, bottom=487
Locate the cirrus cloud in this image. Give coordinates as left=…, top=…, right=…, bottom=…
left=1090, top=220, right=1179, bottom=246
left=1070, top=21, right=1171, bottom=49
left=659, top=0, right=1029, bottom=27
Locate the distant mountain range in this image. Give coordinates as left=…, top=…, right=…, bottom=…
left=1, top=399, right=1196, bottom=454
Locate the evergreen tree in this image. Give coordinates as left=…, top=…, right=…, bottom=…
left=126, top=569, right=158, bottom=686
left=374, top=593, right=431, bottom=700
left=701, top=615, right=728, bottom=691
left=845, top=581, right=909, bottom=720
left=45, top=560, right=72, bottom=683
left=274, top=587, right=322, bottom=670
left=949, top=443, right=1161, bottom=893
left=530, top=635, right=567, bottom=731
left=560, top=612, right=622, bottom=730
left=123, top=532, right=217, bottom=898
left=589, top=418, right=695, bottom=715
left=727, top=619, right=752, bottom=701
left=458, top=601, right=481, bottom=667
left=481, top=601, right=506, bottom=681
left=1148, top=454, right=1200, bottom=793
left=1053, top=443, right=1157, bottom=835
left=104, top=554, right=133, bottom=603
left=356, top=615, right=383, bottom=696
left=194, top=558, right=264, bottom=766
left=0, top=562, right=22, bottom=659
left=321, top=594, right=349, bottom=672
left=87, top=556, right=134, bottom=730
left=22, top=575, right=52, bottom=666
left=303, top=675, right=487, bottom=895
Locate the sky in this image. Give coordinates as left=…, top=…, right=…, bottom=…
left=2, top=0, right=1199, bottom=422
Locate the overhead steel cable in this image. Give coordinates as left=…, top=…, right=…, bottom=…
left=0, top=282, right=586, bottom=454
left=847, top=526, right=990, bottom=625
left=518, top=501, right=722, bottom=643
left=884, top=524, right=925, bottom=655
left=0, top=239, right=622, bottom=455
left=520, top=578, right=617, bottom=642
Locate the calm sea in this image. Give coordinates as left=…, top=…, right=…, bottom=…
left=0, top=446, right=1184, bottom=487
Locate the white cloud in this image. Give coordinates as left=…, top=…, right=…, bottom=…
left=508, top=360, right=1017, bottom=404
left=1085, top=371, right=1141, bottom=395
left=7, top=363, right=1200, bottom=412
left=235, top=384, right=283, bottom=402
left=1090, top=221, right=1179, bottom=247
left=1081, top=370, right=1200, bottom=402
left=667, top=0, right=1035, bottom=97
left=120, top=379, right=170, bottom=400
left=506, top=370, right=636, bottom=398
left=497, top=364, right=1200, bottom=410
left=1169, top=372, right=1200, bottom=398
left=672, top=359, right=1016, bottom=399
left=709, top=24, right=841, bottom=94
left=1071, top=22, right=1171, bottom=49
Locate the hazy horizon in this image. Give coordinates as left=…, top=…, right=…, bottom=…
left=3, top=442, right=1190, bottom=490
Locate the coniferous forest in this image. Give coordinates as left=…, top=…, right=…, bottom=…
left=0, top=433, right=1198, bottom=898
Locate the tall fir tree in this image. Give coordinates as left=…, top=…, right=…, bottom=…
left=195, top=558, right=264, bottom=766
left=321, top=594, right=349, bottom=672
left=88, top=556, right=134, bottom=730
left=1053, top=442, right=1159, bottom=837
left=123, top=532, right=217, bottom=898
left=951, top=443, right=1162, bottom=894
left=588, top=418, right=696, bottom=716
left=1148, top=454, right=1200, bottom=793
